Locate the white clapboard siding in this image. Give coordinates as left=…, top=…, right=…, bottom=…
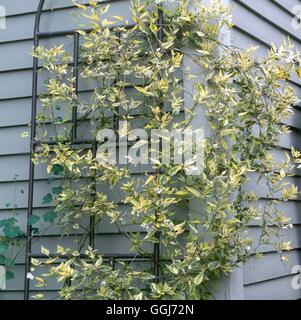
left=1, top=0, right=301, bottom=300
left=231, top=0, right=301, bottom=299
left=0, top=0, right=143, bottom=299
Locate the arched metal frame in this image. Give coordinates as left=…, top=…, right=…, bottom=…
left=24, top=0, right=163, bottom=300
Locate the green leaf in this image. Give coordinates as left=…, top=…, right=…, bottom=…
left=55, top=116, right=63, bottom=123
left=0, top=255, right=6, bottom=264
left=32, top=227, right=40, bottom=235
left=296, top=66, right=301, bottom=79
left=73, top=2, right=88, bottom=10
left=20, top=131, right=29, bottom=138
left=166, top=264, right=179, bottom=275
left=52, top=186, right=62, bottom=195
left=220, top=138, right=228, bottom=150
left=169, top=165, right=182, bottom=176
left=32, top=293, right=44, bottom=299
left=28, top=215, right=40, bottom=226
left=188, top=223, right=199, bottom=234
left=220, top=128, right=236, bottom=136
left=185, top=187, right=202, bottom=198
left=51, top=164, right=64, bottom=176
left=134, top=86, right=153, bottom=97
left=41, top=246, right=50, bottom=256
left=150, top=20, right=158, bottom=33
left=6, top=271, right=14, bottom=280
left=208, top=261, right=220, bottom=270
left=0, top=242, right=8, bottom=254
left=5, top=226, right=23, bottom=239
left=42, top=193, right=53, bottom=204
left=193, top=272, right=204, bottom=285
left=175, top=190, right=191, bottom=198
left=43, top=211, right=57, bottom=223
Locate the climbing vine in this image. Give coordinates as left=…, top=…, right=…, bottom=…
left=1, top=0, right=301, bottom=299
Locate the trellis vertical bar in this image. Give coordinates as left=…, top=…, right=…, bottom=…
left=154, top=3, right=164, bottom=284
left=111, top=257, right=116, bottom=271
left=72, top=32, right=80, bottom=143
left=89, top=141, right=97, bottom=249
left=24, top=0, right=46, bottom=300
left=113, top=30, right=122, bottom=136
left=26, top=0, right=158, bottom=299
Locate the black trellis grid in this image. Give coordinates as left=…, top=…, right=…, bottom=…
left=24, top=0, right=164, bottom=300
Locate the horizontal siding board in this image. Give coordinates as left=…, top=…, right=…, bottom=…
left=244, top=274, right=301, bottom=300
left=5, top=264, right=63, bottom=292
left=0, top=0, right=40, bottom=16
left=0, top=202, right=184, bottom=238
left=1, top=0, right=123, bottom=17
left=231, top=1, right=301, bottom=51
left=243, top=172, right=301, bottom=200
left=284, top=107, right=301, bottom=130
left=0, top=180, right=60, bottom=210
left=248, top=199, right=301, bottom=226
left=0, top=291, right=59, bottom=300
left=231, top=27, right=271, bottom=56
left=0, top=88, right=147, bottom=128
left=247, top=225, right=301, bottom=253
left=7, top=233, right=145, bottom=264
left=279, top=131, right=301, bottom=150
left=3, top=0, right=84, bottom=17
left=243, top=250, right=301, bottom=285
left=0, top=175, right=148, bottom=209
left=0, top=67, right=148, bottom=101
left=0, top=98, right=31, bottom=128
left=0, top=126, right=30, bottom=155
left=231, top=26, right=301, bottom=95
left=232, top=0, right=300, bottom=40
left=232, top=25, right=301, bottom=90
left=0, top=205, right=144, bottom=235
left=0, top=36, right=74, bottom=72
left=0, top=155, right=31, bottom=182
left=0, top=70, right=32, bottom=100
left=0, top=155, right=156, bottom=183
left=273, top=0, right=300, bottom=11
left=0, top=41, right=33, bottom=73
left=267, top=148, right=301, bottom=176
left=0, top=1, right=132, bottom=44
left=5, top=260, right=153, bottom=292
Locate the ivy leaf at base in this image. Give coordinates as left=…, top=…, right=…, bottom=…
left=6, top=271, right=14, bottom=280
left=42, top=193, right=53, bottom=204
left=28, top=215, right=40, bottom=226
left=0, top=242, right=9, bottom=254
left=43, top=211, right=58, bottom=223
left=51, top=164, right=64, bottom=176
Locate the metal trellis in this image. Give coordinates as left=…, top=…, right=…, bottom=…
left=24, top=0, right=163, bottom=300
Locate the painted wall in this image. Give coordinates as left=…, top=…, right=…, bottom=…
left=231, top=0, right=301, bottom=300
left=0, top=0, right=300, bottom=300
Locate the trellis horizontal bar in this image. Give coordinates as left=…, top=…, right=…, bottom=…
left=36, top=23, right=136, bottom=39
left=28, top=253, right=155, bottom=260
left=34, top=139, right=95, bottom=146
